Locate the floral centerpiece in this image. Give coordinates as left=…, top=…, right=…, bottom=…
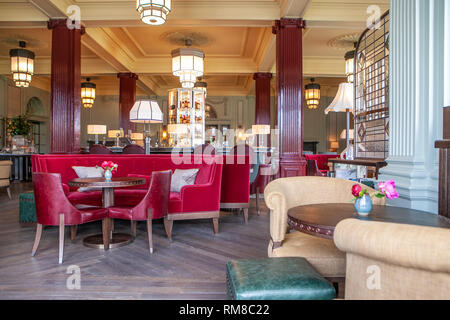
left=351, top=180, right=399, bottom=216
left=98, top=161, right=118, bottom=181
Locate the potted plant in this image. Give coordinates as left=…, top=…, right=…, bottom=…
left=5, top=114, right=32, bottom=152
left=7, top=114, right=32, bottom=137
left=351, top=180, right=399, bottom=216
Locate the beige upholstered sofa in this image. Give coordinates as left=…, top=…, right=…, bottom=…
left=264, top=177, right=385, bottom=279
left=0, top=161, right=12, bottom=200
left=334, top=218, right=450, bottom=300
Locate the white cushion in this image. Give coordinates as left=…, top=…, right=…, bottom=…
left=170, top=169, right=199, bottom=193
left=72, top=166, right=104, bottom=192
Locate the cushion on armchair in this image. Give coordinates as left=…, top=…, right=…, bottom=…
left=226, top=257, right=336, bottom=300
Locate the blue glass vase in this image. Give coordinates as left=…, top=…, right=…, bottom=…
left=354, top=194, right=373, bottom=217
left=104, top=170, right=112, bottom=181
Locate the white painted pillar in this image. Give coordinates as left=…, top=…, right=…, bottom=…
left=379, top=0, right=447, bottom=213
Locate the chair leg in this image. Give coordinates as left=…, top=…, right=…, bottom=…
left=163, top=217, right=173, bottom=241
left=70, top=226, right=77, bottom=241
left=131, top=221, right=137, bottom=237
left=102, top=218, right=110, bottom=251
left=110, top=219, right=115, bottom=232
left=6, top=186, right=11, bottom=200
left=256, top=187, right=260, bottom=216
left=59, top=214, right=65, bottom=264
left=31, top=223, right=42, bottom=256
left=212, top=217, right=219, bottom=234
left=147, top=216, right=153, bottom=254
left=243, top=208, right=248, bottom=224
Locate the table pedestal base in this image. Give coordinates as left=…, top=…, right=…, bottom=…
left=83, top=233, right=134, bottom=250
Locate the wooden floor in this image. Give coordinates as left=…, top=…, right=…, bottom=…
left=0, top=181, right=270, bottom=299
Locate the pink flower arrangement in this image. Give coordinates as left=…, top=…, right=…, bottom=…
left=351, top=180, right=399, bottom=201
left=377, top=180, right=399, bottom=199
left=99, top=161, right=118, bottom=173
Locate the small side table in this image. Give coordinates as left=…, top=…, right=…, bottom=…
left=69, top=177, right=145, bottom=249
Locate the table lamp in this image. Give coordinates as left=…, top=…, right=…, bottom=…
left=108, top=130, right=124, bottom=147
left=87, top=125, right=107, bottom=144
left=330, top=141, right=339, bottom=153
left=325, top=83, right=354, bottom=149
left=129, top=100, right=163, bottom=154
left=130, top=132, right=144, bottom=146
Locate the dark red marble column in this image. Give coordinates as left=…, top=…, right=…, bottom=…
left=118, top=73, right=138, bottom=132
left=272, top=18, right=307, bottom=177
left=48, top=19, right=84, bottom=153
left=254, top=73, right=272, bottom=125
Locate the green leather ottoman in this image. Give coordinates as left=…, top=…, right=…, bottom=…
left=19, top=192, right=36, bottom=223
left=226, top=257, right=336, bottom=300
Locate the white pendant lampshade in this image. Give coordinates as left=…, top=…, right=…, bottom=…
left=324, top=83, right=354, bottom=114
left=129, top=100, right=163, bottom=123
left=136, top=0, right=171, bottom=25
left=81, top=78, right=96, bottom=108
left=10, top=41, right=34, bottom=88
left=172, top=47, right=205, bottom=88
left=345, top=49, right=355, bottom=83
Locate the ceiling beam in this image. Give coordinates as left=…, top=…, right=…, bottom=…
left=280, top=0, right=312, bottom=18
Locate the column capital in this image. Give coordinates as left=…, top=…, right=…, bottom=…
left=272, top=18, right=306, bottom=34
left=47, top=19, right=85, bottom=35
left=117, top=72, right=139, bottom=80
left=253, top=72, right=273, bottom=81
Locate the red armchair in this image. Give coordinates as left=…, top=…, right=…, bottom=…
left=306, top=159, right=326, bottom=177
left=122, top=144, right=145, bottom=154
left=250, top=164, right=274, bottom=215
left=108, top=170, right=172, bottom=254
left=89, top=144, right=113, bottom=154
left=31, top=172, right=109, bottom=264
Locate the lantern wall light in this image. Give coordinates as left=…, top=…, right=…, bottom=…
left=305, top=78, right=321, bottom=110
left=136, top=0, right=171, bottom=25
left=10, top=41, right=34, bottom=88
left=81, top=78, right=96, bottom=108
left=345, top=43, right=356, bottom=83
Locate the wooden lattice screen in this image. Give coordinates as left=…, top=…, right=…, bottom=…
left=354, top=11, right=390, bottom=159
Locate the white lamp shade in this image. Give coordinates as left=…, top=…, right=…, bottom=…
left=324, top=83, right=354, bottom=114
left=130, top=100, right=163, bottom=123
left=131, top=132, right=144, bottom=140
left=87, top=125, right=107, bottom=135
left=340, top=129, right=355, bottom=140
left=252, top=125, right=270, bottom=135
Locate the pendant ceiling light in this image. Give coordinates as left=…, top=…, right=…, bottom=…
left=81, top=78, right=96, bottom=108
left=305, top=78, right=321, bottom=110
left=172, top=40, right=205, bottom=89
left=136, top=0, right=171, bottom=25
left=194, top=78, right=207, bottom=98
left=9, top=41, right=34, bottom=88
left=345, top=43, right=356, bottom=83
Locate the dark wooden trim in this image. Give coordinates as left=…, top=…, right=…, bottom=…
left=273, top=17, right=307, bottom=178
left=443, top=106, right=449, bottom=139
left=436, top=139, right=450, bottom=218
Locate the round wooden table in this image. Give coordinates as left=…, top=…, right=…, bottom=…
left=69, top=177, right=146, bottom=249
left=287, top=204, right=450, bottom=240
